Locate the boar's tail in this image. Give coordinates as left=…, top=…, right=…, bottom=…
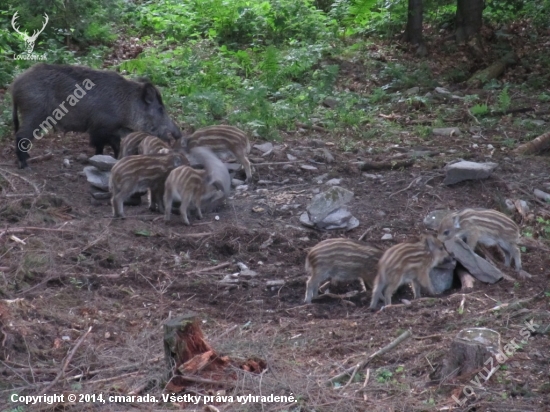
left=13, top=103, right=19, bottom=132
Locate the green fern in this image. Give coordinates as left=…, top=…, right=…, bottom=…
left=260, top=46, right=280, bottom=89
left=498, top=86, right=511, bottom=112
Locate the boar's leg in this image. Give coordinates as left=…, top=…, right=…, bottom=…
left=89, top=127, right=121, bottom=159
left=15, top=115, right=44, bottom=168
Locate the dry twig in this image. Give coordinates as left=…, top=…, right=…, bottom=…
left=42, top=326, right=93, bottom=392
left=0, top=167, right=40, bottom=194
left=329, top=329, right=412, bottom=385
left=0, top=226, right=75, bottom=240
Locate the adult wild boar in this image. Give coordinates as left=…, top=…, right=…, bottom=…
left=10, top=63, right=182, bottom=168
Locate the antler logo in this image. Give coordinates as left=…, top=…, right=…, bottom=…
left=12, top=11, right=49, bottom=60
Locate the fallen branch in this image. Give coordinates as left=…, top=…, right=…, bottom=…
left=189, top=262, right=231, bottom=274
left=514, top=131, right=550, bottom=155
left=328, top=329, right=412, bottom=384
left=295, top=121, right=327, bottom=132
left=171, top=232, right=213, bottom=238
left=0, top=193, right=37, bottom=198
left=0, top=226, right=76, bottom=240
left=28, top=152, right=53, bottom=164
left=488, top=107, right=535, bottom=117
left=0, top=168, right=40, bottom=194
left=253, top=161, right=305, bottom=166
left=42, top=326, right=92, bottom=392
left=178, top=375, right=232, bottom=386
left=87, top=371, right=143, bottom=385
left=482, top=294, right=540, bottom=313
left=356, top=159, right=415, bottom=171
left=466, top=51, right=517, bottom=88
left=389, top=176, right=422, bottom=198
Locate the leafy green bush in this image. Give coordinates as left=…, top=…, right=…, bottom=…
left=132, top=0, right=336, bottom=49
left=0, top=0, right=122, bottom=49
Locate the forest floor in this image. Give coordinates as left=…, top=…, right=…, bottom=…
left=1, top=35, right=550, bottom=412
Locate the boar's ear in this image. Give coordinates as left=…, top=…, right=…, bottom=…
left=452, top=215, right=461, bottom=229
left=142, top=83, right=160, bottom=105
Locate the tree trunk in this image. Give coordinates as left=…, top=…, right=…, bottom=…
left=455, top=0, right=484, bottom=43
left=402, top=0, right=424, bottom=45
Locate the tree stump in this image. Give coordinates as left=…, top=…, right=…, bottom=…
left=438, top=328, right=501, bottom=381
left=163, top=313, right=212, bottom=378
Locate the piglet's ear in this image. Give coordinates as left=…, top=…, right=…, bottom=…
left=424, top=235, right=436, bottom=252
left=453, top=215, right=461, bottom=229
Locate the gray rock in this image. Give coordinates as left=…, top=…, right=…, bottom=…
left=232, top=178, right=245, bottom=187
left=91, top=191, right=111, bottom=200
left=381, top=233, right=393, bottom=240
left=84, top=166, right=110, bottom=191
left=423, top=209, right=452, bottom=230
left=253, top=142, right=273, bottom=154
left=301, top=165, right=318, bottom=171
left=282, top=164, right=295, bottom=171
left=240, top=269, right=258, bottom=278
left=433, top=127, right=461, bottom=137
left=299, top=212, right=315, bottom=228
left=287, top=153, right=297, bottom=161
left=307, top=186, right=354, bottom=224
left=88, top=155, right=117, bottom=171
left=443, top=238, right=503, bottom=283
left=316, top=208, right=352, bottom=230
left=504, top=199, right=516, bottom=212
left=435, top=87, right=450, bottom=95
left=63, top=158, right=70, bottom=168
left=315, top=148, right=334, bottom=163
left=345, top=216, right=360, bottom=231
left=443, top=161, right=498, bottom=185
left=534, top=189, right=550, bottom=202
left=325, top=178, right=342, bottom=186
left=315, top=173, right=328, bottom=184
left=429, top=259, right=457, bottom=294
left=406, top=86, right=420, bottom=95
left=323, top=97, right=339, bottom=108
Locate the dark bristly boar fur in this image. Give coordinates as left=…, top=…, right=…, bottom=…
left=185, top=125, right=252, bottom=182
left=369, top=235, right=451, bottom=309
left=139, top=135, right=172, bottom=155
left=120, top=131, right=151, bottom=158
left=304, top=239, right=383, bottom=304
left=438, top=208, right=521, bottom=272
left=164, top=166, right=209, bottom=225
left=10, top=63, right=182, bottom=168
left=109, top=153, right=186, bottom=218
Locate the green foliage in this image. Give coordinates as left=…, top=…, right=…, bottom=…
left=471, top=104, right=489, bottom=116
left=344, top=0, right=406, bottom=37
left=484, top=0, right=524, bottom=23
left=498, top=86, right=511, bottom=112
left=132, top=0, right=335, bottom=49
left=0, top=0, right=122, bottom=48
left=536, top=217, right=550, bottom=238
left=376, top=369, right=393, bottom=383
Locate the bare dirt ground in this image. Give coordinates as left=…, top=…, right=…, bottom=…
left=1, top=121, right=550, bottom=411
